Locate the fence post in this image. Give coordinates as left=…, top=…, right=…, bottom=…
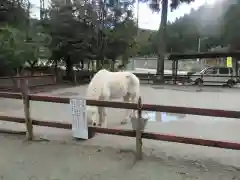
left=21, top=79, right=33, bottom=140
left=53, top=75, right=57, bottom=84
left=136, top=97, right=143, bottom=160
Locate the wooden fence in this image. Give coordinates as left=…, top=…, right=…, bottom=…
left=0, top=80, right=240, bottom=160
left=0, top=74, right=56, bottom=92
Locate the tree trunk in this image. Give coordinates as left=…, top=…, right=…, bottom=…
left=29, top=61, right=38, bottom=76
left=96, top=60, right=101, bottom=71
left=96, top=56, right=104, bottom=71
left=65, top=55, right=73, bottom=81
left=156, top=0, right=168, bottom=83
left=111, top=59, right=115, bottom=72
left=80, top=60, right=84, bottom=69
left=87, top=60, right=90, bottom=70
left=122, top=54, right=129, bottom=67
left=54, top=59, right=58, bottom=82
left=91, top=60, right=94, bottom=71
left=101, top=58, right=104, bottom=69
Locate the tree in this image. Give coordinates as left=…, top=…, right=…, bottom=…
left=0, top=0, right=139, bottom=78
left=0, top=0, right=28, bottom=28
left=166, top=13, right=200, bottom=53
left=159, top=0, right=231, bottom=53
left=0, top=26, right=28, bottom=75
left=145, top=0, right=195, bottom=82
left=221, top=0, right=240, bottom=50
left=0, top=0, right=35, bottom=75
left=47, top=0, right=98, bottom=79
left=45, top=0, right=138, bottom=79
left=104, top=7, right=137, bottom=70
left=135, top=0, right=240, bottom=58
left=135, top=29, right=157, bottom=56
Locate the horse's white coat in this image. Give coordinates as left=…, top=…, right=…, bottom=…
left=86, top=69, right=140, bottom=127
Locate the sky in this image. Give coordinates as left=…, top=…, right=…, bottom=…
left=30, top=0, right=218, bottom=30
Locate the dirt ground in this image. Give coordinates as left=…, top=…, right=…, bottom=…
left=0, top=134, right=240, bottom=180
left=1, top=85, right=240, bottom=179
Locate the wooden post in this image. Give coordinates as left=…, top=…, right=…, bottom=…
left=53, top=75, right=57, bottom=84
left=136, top=97, right=143, bottom=160
left=21, top=79, right=33, bottom=140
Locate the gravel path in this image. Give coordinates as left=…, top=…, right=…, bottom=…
left=0, top=135, right=240, bottom=180
left=1, top=85, right=240, bottom=179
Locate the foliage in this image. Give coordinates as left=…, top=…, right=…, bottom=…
left=46, top=0, right=99, bottom=77
left=3, top=0, right=240, bottom=78
left=141, top=0, right=196, bottom=78
left=45, top=0, right=138, bottom=77
left=0, top=0, right=46, bottom=75
left=138, top=0, right=240, bottom=55
left=104, top=8, right=137, bottom=60
left=0, top=26, right=26, bottom=73
left=221, top=0, right=240, bottom=50
left=0, top=0, right=28, bottom=28
left=135, top=29, right=157, bottom=56
left=0, top=0, right=28, bottom=75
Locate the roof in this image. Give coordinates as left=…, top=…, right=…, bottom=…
left=168, top=51, right=240, bottom=60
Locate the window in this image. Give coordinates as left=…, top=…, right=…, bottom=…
left=204, top=68, right=217, bottom=75
left=219, top=68, right=229, bottom=74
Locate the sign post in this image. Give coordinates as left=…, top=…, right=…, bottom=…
left=226, top=56, right=232, bottom=68
left=70, top=98, right=88, bottom=139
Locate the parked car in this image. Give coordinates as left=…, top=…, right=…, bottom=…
left=189, top=66, right=237, bottom=87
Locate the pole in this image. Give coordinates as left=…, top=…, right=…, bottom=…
left=136, top=0, right=139, bottom=34
left=197, top=37, right=208, bottom=67
left=22, top=79, right=33, bottom=140
left=197, top=37, right=201, bottom=64
left=197, top=38, right=201, bottom=52
left=156, top=0, right=168, bottom=83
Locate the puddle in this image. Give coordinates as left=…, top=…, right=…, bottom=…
left=142, top=111, right=186, bottom=123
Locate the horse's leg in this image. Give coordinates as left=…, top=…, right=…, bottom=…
left=100, top=107, right=107, bottom=127
left=98, top=106, right=107, bottom=127
left=98, top=96, right=107, bottom=127
left=121, top=93, right=132, bottom=125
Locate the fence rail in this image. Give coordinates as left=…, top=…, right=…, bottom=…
left=1, top=91, right=240, bottom=118
left=1, top=115, right=240, bottom=150
left=0, top=74, right=56, bottom=92
left=0, top=74, right=53, bottom=79
left=0, top=80, right=240, bottom=160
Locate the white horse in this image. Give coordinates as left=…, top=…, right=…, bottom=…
left=86, top=69, right=140, bottom=127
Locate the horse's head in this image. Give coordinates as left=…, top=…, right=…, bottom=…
left=86, top=106, right=98, bottom=126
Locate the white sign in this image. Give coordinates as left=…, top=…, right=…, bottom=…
left=70, top=98, right=88, bottom=139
